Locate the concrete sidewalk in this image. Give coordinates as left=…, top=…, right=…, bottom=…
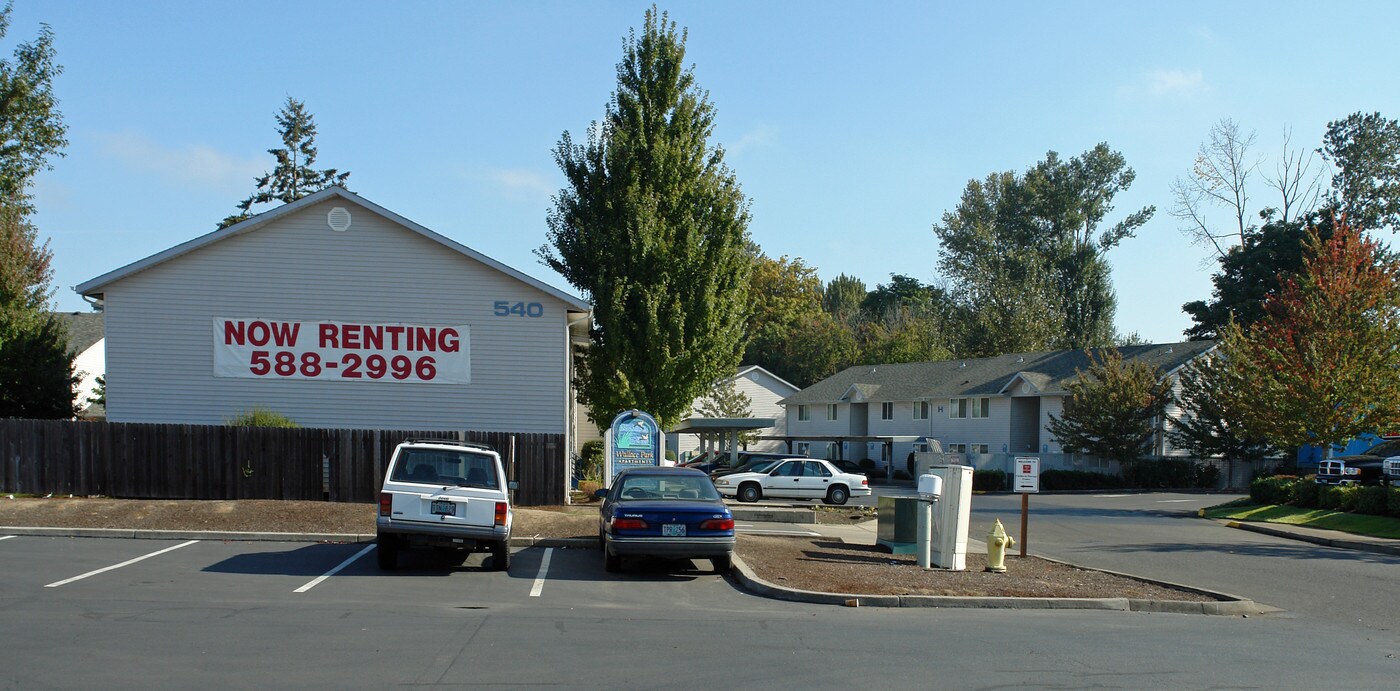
left=1218, top=519, right=1400, bottom=557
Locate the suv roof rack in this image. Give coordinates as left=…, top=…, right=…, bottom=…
left=401, top=438, right=496, bottom=452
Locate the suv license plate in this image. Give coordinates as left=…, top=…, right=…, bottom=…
left=662, top=524, right=685, bottom=537
left=431, top=500, right=456, bottom=516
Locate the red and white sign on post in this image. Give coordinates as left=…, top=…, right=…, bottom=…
left=1014, top=457, right=1040, bottom=493
left=213, top=318, right=471, bottom=384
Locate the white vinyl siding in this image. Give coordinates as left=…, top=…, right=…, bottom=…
left=101, top=199, right=575, bottom=432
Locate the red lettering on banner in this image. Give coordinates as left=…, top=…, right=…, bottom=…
left=440, top=328, right=460, bottom=353
left=319, top=324, right=338, bottom=348
left=343, top=325, right=360, bottom=349
left=385, top=325, right=405, bottom=349
left=414, top=327, right=434, bottom=352
left=269, top=322, right=299, bottom=347
left=362, top=325, right=383, bottom=350
left=224, top=320, right=247, bottom=345
left=248, top=321, right=270, bottom=346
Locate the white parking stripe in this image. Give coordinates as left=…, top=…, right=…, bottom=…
left=529, top=548, right=553, bottom=597
left=294, top=544, right=376, bottom=593
left=0, top=535, right=15, bottom=541
left=1156, top=499, right=1195, bottom=503
left=45, top=540, right=199, bottom=588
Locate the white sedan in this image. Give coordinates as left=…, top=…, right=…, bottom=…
left=713, top=458, right=871, bottom=505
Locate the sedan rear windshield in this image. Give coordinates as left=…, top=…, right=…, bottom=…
left=391, top=449, right=498, bottom=488
left=617, top=474, right=721, bottom=501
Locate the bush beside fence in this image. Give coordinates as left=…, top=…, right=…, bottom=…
left=1250, top=474, right=1400, bottom=518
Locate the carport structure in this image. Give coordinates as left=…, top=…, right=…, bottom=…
left=759, top=435, right=926, bottom=475
left=668, top=417, right=776, bottom=465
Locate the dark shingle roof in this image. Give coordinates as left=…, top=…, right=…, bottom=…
left=55, top=312, right=104, bottom=353
left=780, top=341, right=1217, bottom=405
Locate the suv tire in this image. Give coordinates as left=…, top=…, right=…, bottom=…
left=491, top=540, right=511, bottom=571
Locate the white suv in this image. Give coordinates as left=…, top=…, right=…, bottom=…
left=376, top=439, right=513, bottom=570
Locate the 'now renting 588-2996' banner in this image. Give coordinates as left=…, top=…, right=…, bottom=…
left=213, top=318, right=471, bottom=384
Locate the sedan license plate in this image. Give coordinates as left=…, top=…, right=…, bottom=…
left=662, top=523, right=686, bottom=537
left=431, top=500, right=456, bottom=516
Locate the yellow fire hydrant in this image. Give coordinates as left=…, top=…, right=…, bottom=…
left=985, top=519, right=1016, bottom=573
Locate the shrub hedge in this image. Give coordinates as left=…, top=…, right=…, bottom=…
left=973, top=469, right=1006, bottom=492
left=1250, top=473, right=1400, bottom=518
left=1041, top=469, right=1125, bottom=491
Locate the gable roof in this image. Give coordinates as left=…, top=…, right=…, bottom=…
left=780, top=341, right=1218, bottom=405
left=55, top=311, right=104, bottom=353
left=74, top=186, right=591, bottom=312
left=733, top=365, right=800, bottom=394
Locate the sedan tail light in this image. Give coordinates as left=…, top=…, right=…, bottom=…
left=379, top=492, right=392, bottom=516
left=699, top=518, right=734, bottom=531
left=494, top=501, right=509, bottom=526
left=861, top=478, right=869, bottom=486
left=610, top=517, right=648, bottom=530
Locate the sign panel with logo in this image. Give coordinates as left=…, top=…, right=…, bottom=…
left=605, top=410, right=664, bottom=483
left=1014, top=456, right=1040, bottom=493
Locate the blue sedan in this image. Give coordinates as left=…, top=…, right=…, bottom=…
left=597, top=466, right=736, bottom=574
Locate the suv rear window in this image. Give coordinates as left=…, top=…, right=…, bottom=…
left=391, top=448, right=499, bottom=489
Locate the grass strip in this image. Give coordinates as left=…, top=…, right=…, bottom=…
left=1204, top=502, right=1400, bottom=540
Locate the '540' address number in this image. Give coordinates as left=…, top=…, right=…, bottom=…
left=494, top=301, right=543, bottom=317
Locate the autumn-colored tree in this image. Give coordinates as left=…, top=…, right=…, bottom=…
left=1046, top=349, right=1175, bottom=465
left=1219, top=220, right=1400, bottom=448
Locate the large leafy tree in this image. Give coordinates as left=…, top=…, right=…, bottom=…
left=1219, top=221, right=1400, bottom=449
left=821, top=273, right=865, bottom=318
left=219, top=97, right=351, bottom=228
left=1046, top=349, right=1174, bottom=465
left=539, top=8, right=752, bottom=429
left=1182, top=210, right=1336, bottom=340
left=744, top=254, right=823, bottom=380
left=934, top=144, right=1153, bottom=355
left=1321, top=112, right=1400, bottom=232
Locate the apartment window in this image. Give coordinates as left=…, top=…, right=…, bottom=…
left=947, top=443, right=967, bottom=453
left=797, top=405, right=810, bottom=421
left=949, top=397, right=990, bottom=419
left=970, top=443, right=989, bottom=455
left=914, top=401, right=929, bottom=420
left=880, top=402, right=893, bottom=420
left=827, top=404, right=838, bottom=420
left=796, top=442, right=810, bottom=455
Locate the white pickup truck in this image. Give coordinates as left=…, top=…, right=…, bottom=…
left=375, top=439, right=513, bottom=570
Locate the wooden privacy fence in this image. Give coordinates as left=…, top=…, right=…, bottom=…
left=0, top=419, right=564, bottom=506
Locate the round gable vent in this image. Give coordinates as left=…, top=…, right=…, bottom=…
left=327, top=207, right=352, bottom=232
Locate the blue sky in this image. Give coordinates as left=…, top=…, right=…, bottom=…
left=19, top=1, right=1400, bottom=344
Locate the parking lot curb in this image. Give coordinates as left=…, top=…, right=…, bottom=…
left=729, top=554, right=1269, bottom=615
left=1222, top=520, right=1400, bottom=557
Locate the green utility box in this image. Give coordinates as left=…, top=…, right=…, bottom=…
left=876, top=496, right=919, bottom=554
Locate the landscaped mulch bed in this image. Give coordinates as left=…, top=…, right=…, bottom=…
left=736, top=534, right=1220, bottom=601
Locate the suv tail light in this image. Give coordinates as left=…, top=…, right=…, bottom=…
left=610, top=517, right=647, bottom=530
left=494, top=501, right=508, bottom=526
left=699, top=518, right=734, bottom=530
left=379, top=492, right=392, bottom=516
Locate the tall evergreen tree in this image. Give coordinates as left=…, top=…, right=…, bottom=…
left=821, top=273, right=865, bottom=318
left=538, top=8, right=752, bottom=428
left=1167, top=352, right=1276, bottom=466
left=0, top=202, right=77, bottom=418
left=219, top=97, right=351, bottom=228
left=0, top=5, right=74, bottom=419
